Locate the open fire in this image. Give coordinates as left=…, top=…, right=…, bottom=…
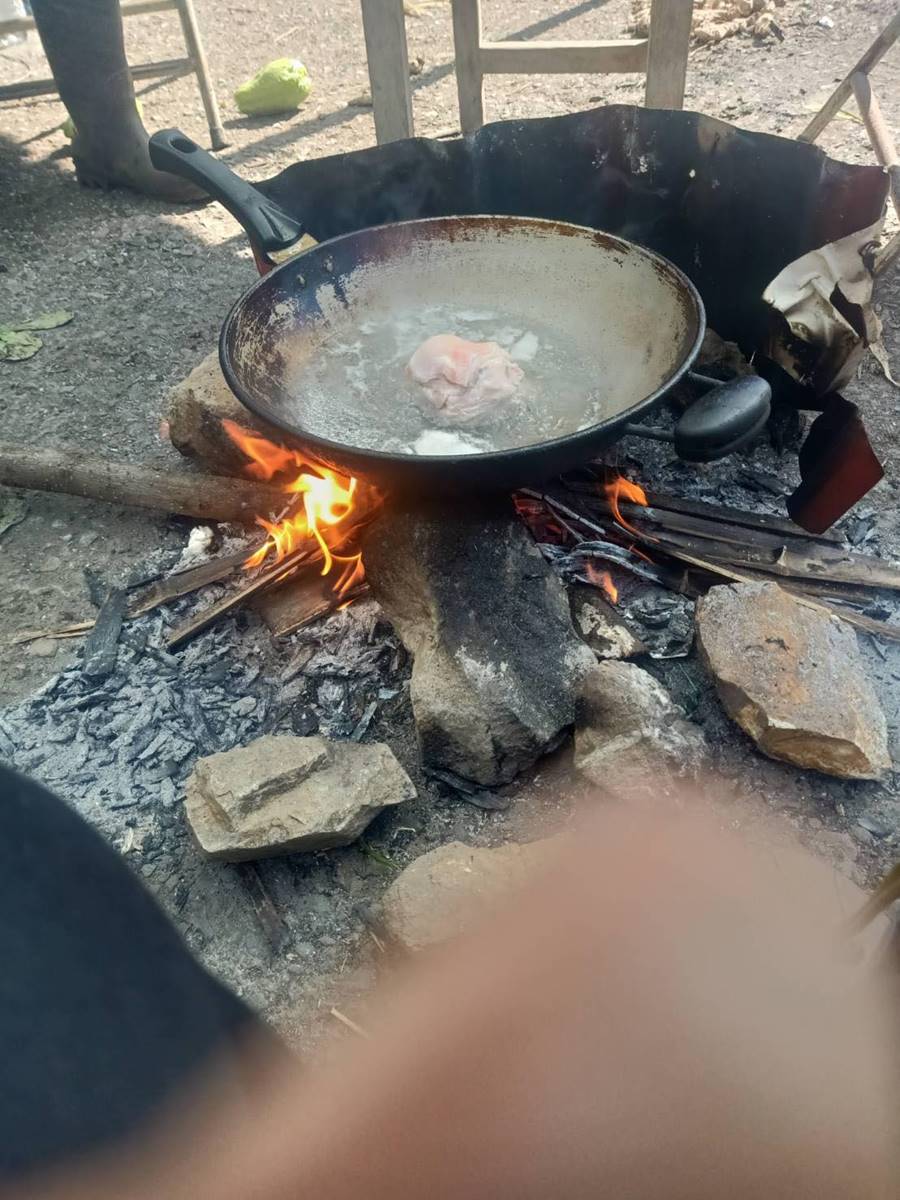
left=605, top=474, right=650, bottom=536
left=221, top=415, right=658, bottom=621
left=222, top=419, right=366, bottom=600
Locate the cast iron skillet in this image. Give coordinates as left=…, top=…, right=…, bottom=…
left=150, top=130, right=771, bottom=491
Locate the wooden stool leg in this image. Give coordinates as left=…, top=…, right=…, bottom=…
left=452, top=0, right=484, bottom=134
left=361, top=0, right=414, bottom=144
left=850, top=71, right=900, bottom=220
left=645, top=0, right=693, bottom=109
left=174, top=0, right=227, bottom=150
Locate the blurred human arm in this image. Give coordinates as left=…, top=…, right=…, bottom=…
left=9, top=802, right=896, bottom=1200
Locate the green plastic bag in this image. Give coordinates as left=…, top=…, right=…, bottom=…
left=234, top=58, right=312, bottom=116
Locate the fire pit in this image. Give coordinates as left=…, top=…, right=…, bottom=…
left=1, top=103, right=896, bottom=1041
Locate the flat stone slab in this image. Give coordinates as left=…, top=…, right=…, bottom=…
left=695, top=581, right=890, bottom=780
left=185, top=734, right=415, bottom=861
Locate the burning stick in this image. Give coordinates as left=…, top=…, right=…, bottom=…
left=166, top=423, right=380, bottom=650
left=520, top=477, right=900, bottom=642
left=166, top=545, right=319, bottom=649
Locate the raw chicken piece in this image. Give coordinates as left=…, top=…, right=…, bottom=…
left=407, top=333, right=524, bottom=423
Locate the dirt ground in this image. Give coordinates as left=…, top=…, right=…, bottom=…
left=1, top=0, right=900, bottom=1041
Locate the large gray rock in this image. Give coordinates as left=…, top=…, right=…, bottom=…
left=364, top=501, right=596, bottom=786
left=696, top=582, right=890, bottom=779
left=380, top=838, right=556, bottom=953
left=185, top=734, right=415, bottom=861
left=166, top=349, right=283, bottom=477
left=575, top=660, right=704, bottom=791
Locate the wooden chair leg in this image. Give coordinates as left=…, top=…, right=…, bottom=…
left=174, top=0, right=227, bottom=150
left=799, top=11, right=900, bottom=144
left=452, top=0, right=484, bottom=134
left=850, top=71, right=900, bottom=220
left=645, top=0, right=693, bottom=109
left=361, top=0, right=414, bottom=144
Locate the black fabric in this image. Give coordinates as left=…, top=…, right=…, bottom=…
left=0, top=764, right=253, bottom=1178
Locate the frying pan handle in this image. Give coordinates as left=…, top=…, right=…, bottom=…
left=625, top=375, right=771, bottom=462
left=675, top=374, right=771, bottom=462
left=148, top=129, right=304, bottom=271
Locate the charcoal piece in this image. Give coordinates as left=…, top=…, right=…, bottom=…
left=145, top=758, right=179, bottom=783
left=625, top=593, right=695, bottom=660
left=281, top=646, right=316, bottom=682
left=182, top=693, right=216, bottom=753
left=82, top=567, right=108, bottom=609
left=845, top=511, right=877, bottom=547
left=737, top=469, right=785, bottom=496
left=364, top=499, right=595, bottom=786
left=316, top=679, right=348, bottom=713
left=159, top=778, right=178, bottom=808
left=455, top=789, right=512, bottom=812
left=121, top=629, right=148, bottom=653
left=165, top=736, right=195, bottom=763
left=855, top=812, right=893, bottom=839
left=123, top=722, right=157, bottom=760
left=203, top=661, right=229, bottom=685
left=425, top=766, right=511, bottom=812
left=45, top=725, right=76, bottom=745
left=290, top=706, right=319, bottom=737
left=351, top=701, right=378, bottom=742
left=82, top=588, right=127, bottom=680
left=144, top=645, right=182, bottom=672
left=237, top=863, right=290, bottom=954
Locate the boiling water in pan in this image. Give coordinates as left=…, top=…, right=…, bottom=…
left=287, top=304, right=612, bottom=456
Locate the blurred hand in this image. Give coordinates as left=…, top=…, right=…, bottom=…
left=12, top=796, right=896, bottom=1200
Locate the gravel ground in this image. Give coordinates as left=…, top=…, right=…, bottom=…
left=1, top=0, right=899, bottom=1040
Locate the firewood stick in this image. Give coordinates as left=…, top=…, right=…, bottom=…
left=166, top=545, right=319, bottom=649
left=652, top=544, right=900, bottom=644
left=0, top=441, right=287, bottom=523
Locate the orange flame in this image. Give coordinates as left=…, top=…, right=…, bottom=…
left=584, top=561, right=618, bottom=604
left=222, top=420, right=364, bottom=591
left=604, top=474, right=649, bottom=536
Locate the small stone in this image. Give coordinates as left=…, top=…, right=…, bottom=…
left=574, top=661, right=704, bottom=791
left=568, top=585, right=645, bottom=659
left=232, top=695, right=257, bottom=717
left=380, top=838, right=556, bottom=953
left=26, top=637, right=58, bottom=659
left=695, top=582, right=890, bottom=780
left=185, top=733, right=415, bottom=861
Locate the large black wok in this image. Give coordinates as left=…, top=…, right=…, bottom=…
left=150, top=130, right=771, bottom=491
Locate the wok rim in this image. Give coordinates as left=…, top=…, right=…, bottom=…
left=219, top=214, right=707, bottom=475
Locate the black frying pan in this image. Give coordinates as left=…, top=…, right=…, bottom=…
left=150, top=130, right=771, bottom=492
